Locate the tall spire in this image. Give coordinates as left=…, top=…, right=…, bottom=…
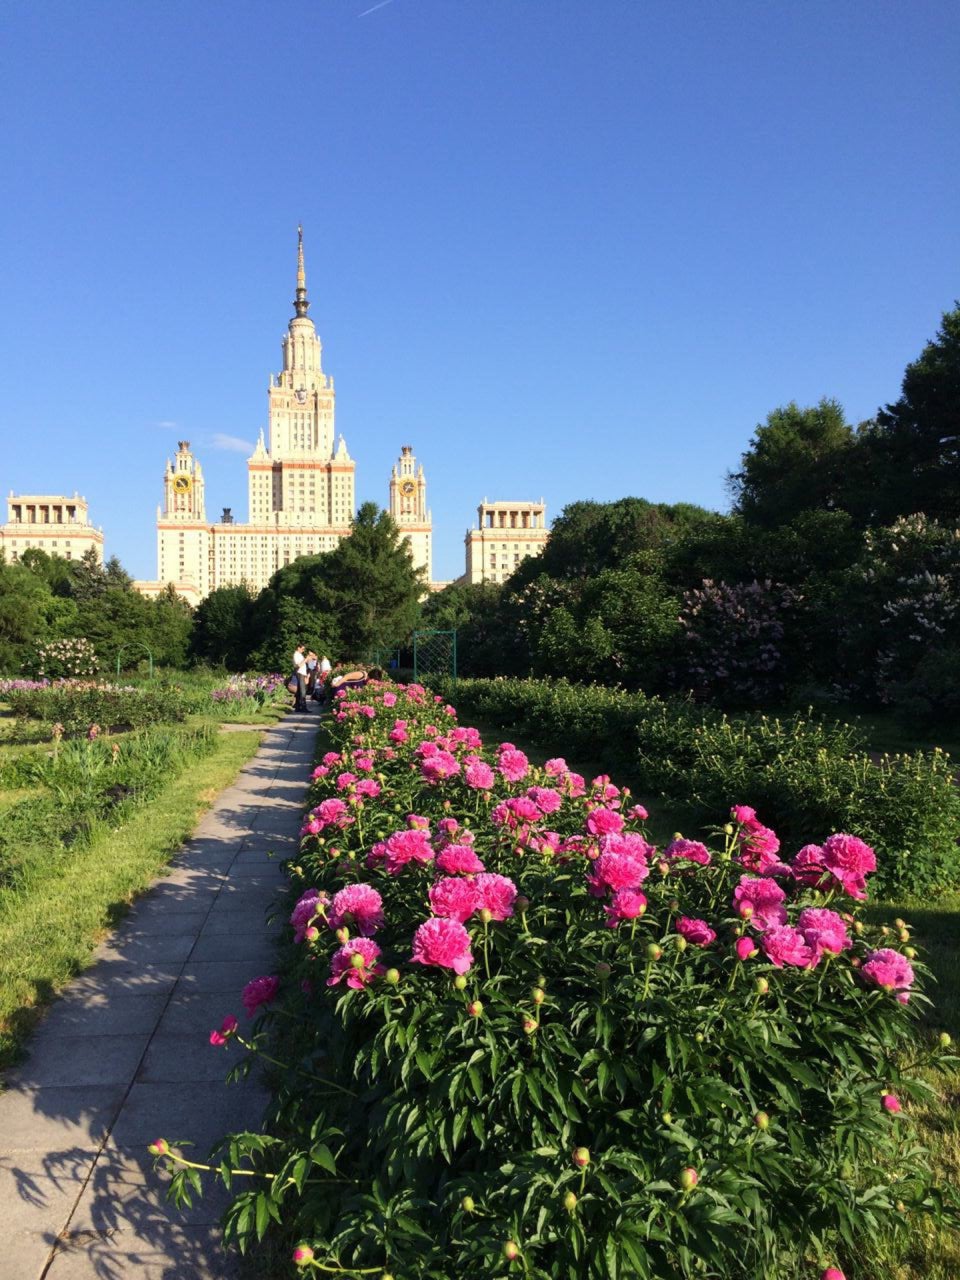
left=293, top=224, right=310, bottom=317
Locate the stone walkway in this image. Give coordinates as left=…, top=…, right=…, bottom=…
left=0, top=713, right=319, bottom=1280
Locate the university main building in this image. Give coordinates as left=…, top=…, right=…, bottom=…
left=136, top=229, right=548, bottom=604
left=137, top=230, right=432, bottom=605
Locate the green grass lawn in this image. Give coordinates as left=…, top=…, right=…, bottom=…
left=0, top=725, right=263, bottom=1071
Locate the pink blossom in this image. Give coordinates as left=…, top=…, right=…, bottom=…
left=591, top=775, right=621, bottom=803
left=464, top=759, right=496, bottom=790
left=544, top=757, right=568, bottom=776
left=731, top=876, right=787, bottom=930
left=209, top=1014, right=238, bottom=1047
left=587, top=849, right=650, bottom=896
left=820, top=833, right=877, bottom=900
left=336, top=772, right=358, bottom=790
left=498, top=748, right=530, bottom=783
left=604, top=888, right=647, bottom=927
left=241, top=975, right=280, bottom=1016
left=820, top=1269, right=847, bottom=1280
left=353, top=752, right=375, bottom=771
left=492, top=796, right=541, bottom=828
left=359, top=705, right=375, bottom=718
left=797, top=907, right=851, bottom=958
left=475, top=872, right=518, bottom=920
left=664, top=837, right=712, bottom=867
left=411, top=917, right=474, bottom=974
left=585, top=806, right=625, bottom=837
left=761, top=926, right=817, bottom=969
left=381, top=829, right=435, bottom=875
left=791, top=843, right=827, bottom=888
left=322, top=752, right=342, bottom=766
left=421, top=751, right=461, bottom=784
left=436, top=845, right=486, bottom=875
left=735, top=935, right=758, bottom=960
left=862, top=948, right=915, bottom=993
left=436, top=817, right=460, bottom=840
left=527, top=786, right=563, bottom=815
left=676, top=916, right=716, bottom=947
left=626, top=803, right=649, bottom=821
left=313, top=797, right=354, bottom=830
left=881, top=1093, right=902, bottom=1113
left=328, top=884, right=385, bottom=936
left=327, top=938, right=383, bottom=989
left=311, top=765, right=330, bottom=780
left=383, top=691, right=397, bottom=707
left=290, top=888, right=326, bottom=942
left=355, top=778, right=381, bottom=799
left=407, top=814, right=430, bottom=830
left=429, top=876, right=480, bottom=923
left=388, top=722, right=408, bottom=744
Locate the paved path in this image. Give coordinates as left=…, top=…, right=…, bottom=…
left=0, top=714, right=318, bottom=1280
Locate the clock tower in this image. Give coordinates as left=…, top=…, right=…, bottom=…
left=389, top=444, right=431, bottom=585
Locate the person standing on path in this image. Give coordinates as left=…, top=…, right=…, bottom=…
left=292, top=643, right=308, bottom=712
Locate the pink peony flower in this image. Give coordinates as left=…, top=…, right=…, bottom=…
left=464, top=759, right=496, bottom=790
left=797, top=907, right=851, bottom=958
left=820, top=833, right=877, bottom=900
left=604, top=888, right=647, bottom=927
left=328, top=884, right=385, bottom=936
left=820, top=1270, right=846, bottom=1280
left=627, top=803, right=649, bottom=821
left=587, top=849, right=650, bottom=897
left=436, top=845, right=486, bottom=875
left=475, top=872, right=518, bottom=920
left=327, top=938, right=383, bottom=989
left=881, top=1093, right=902, bottom=1113
left=381, top=828, right=435, bottom=875
left=862, top=948, right=914, bottom=993
left=527, top=786, right=563, bottom=815
left=421, top=750, right=461, bottom=784
left=498, top=748, right=530, bottom=783
left=241, top=975, right=280, bottom=1016
left=761, top=926, right=817, bottom=969
left=336, top=771, right=358, bottom=790
left=429, top=876, right=480, bottom=923
left=731, top=876, right=787, bottom=930
left=290, top=888, right=326, bottom=942
left=585, top=806, right=625, bottom=837
left=664, top=837, right=712, bottom=867
left=355, top=778, right=381, bottom=799
left=676, top=916, right=717, bottom=947
left=322, top=752, right=342, bottom=766
left=731, top=805, right=758, bottom=825
left=209, top=1014, right=238, bottom=1047
left=407, top=814, right=431, bottom=830
left=544, top=757, right=568, bottom=776
left=735, top=935, right=759, bottom=960
left=382, top=691, right=397, bottom=707
left=791, top=843, right=827, bottom=888
left=313, top=797, right=354, bottom=830
left=389, top=721, right=409, bottom=744
left=411, top=917, right=474, bottom=974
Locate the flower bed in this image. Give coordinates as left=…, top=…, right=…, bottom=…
left=154, top=681, right=957, bottom=1279
left=442, top=677, right=960, bottom=899
left=5, top=680, right=190, bottom=733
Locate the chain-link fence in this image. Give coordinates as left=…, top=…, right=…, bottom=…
left=412, top=630, right=457, bottom=685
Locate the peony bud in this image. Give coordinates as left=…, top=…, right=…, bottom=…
left=754, top=1111, right=770, bottom=1130
left=305, top=926, right=320, bottom=943
left=755, top=977, right=769, bottom=995
left=898, top=928, right=910, bottom=943
left=572, top=1146, right=590, bottom=1168
left=646, top=944, right=662, bottom=962
left=293, top=1244, right=315, bottom=1266
left=679, top=1167, right=698, bottom=1191
left=940, top=1032, right=952, bottom=1048
left=563, top=1190, right=578, bottom=1212
left=385, top=968, right=400, bottom=985
left=532, top=987, right=545, bottom=1005
left=595, top=962, right=611, bottom=979
left=467, top=1000, right=483, bottom=1017
left=853, top=920, right=863, bottom=935
left=479, top=907, right=493, bottom=924
left=894, top=918, right=906, bottom=929
left=739, top=903, right=754, bottom=920
left=675, top=936, right=687, bottom=952
left=336, top=926, right=350, bottom=944
left=662, top=1111, right=672, bottom=1124
left=724, top=823, right=735, bottom=835
left=904, top=946, right=917, bottom=959
left=453, top=974, right=468, bottom=990
left=148, top=1138, right=169, bottom=1156
left=820, top=1269, right=846, bottom=1280
left=881, top=1093, right=902, bottom=1113
left=736, top=936, right=758, bottom=961
left=515, top=895, right=530, bottom=912
left=503, top=1241, right=520, bottom=1261
left=350, top=952, right=366, bottom=969
left=461, top=1195, right=475, bottom=1213
left=523, top=1017, right=538, bottom=1034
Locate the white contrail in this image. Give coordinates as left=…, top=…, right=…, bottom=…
left=358, top=0, right=395, bottom=15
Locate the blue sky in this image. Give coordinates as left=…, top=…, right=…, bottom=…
left=1, top=0, right=957, bottom=583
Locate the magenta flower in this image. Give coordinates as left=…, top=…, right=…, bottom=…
left=820, top=833, right=877, bottom=900
left=209, top=1014, right=238, bottom=1047
left=731, top=876, right=787, bottom=930
left=475, top=872, right=518, bottom=920
left=290, top=888, right=327, bottom=942
left=327, top=938, right=383, bottom=989
left=881, top=1093, right=902, bottom=1113
left=544, top=757, right=568, bottom=776
left=627, top=803, right=649, bottom=821
left=421, top=751, right=461, bottom=784
left=676, top=916, right=716, bottom=947
left=731, top=805, right=758, bottom=825
left=411, top=917, right=474, bottom=974
left=791, top=843, right=827, bottom=888
left=429, top=876, right=480, bottom=923
left=313, top=797, right=354, bottom=830
left=761, top=926, right=817, bottom=969
left=464, top=759, right=495, bottom=790
left=585, top=806, right=625, bottom=837
left=796, top=907, right=851, bottom=958
left=664, top=837, right=712, bottom=867
left=328, top=884, right=385, bottom=936
left=436, top=845, right=486, bottom=875
left=379, top=829, right=435, bottom=875
left=604, top=888, right=647, bottom=927
left=498, top=748, right=530, bottom=783
left=587, top=849, right=650, bottom=897
left=527, top=786, right=563, bottom=815
left=389, top=722, right=408, bottom=744
left=241, top=975, right=280, bottom=1016
left=735, top=935, right=758, bottom=960
left=862, top=948, right=915, bottom=993
left=336, top=771, right=358, bottom=790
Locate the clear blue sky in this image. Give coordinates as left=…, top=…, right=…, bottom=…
left=1, top=0, right=957, bottom=583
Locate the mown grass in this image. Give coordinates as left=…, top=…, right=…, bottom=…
left=0, top=726, right=263, bottom=1070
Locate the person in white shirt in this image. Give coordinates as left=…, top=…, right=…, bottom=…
left=292, top=644, right=308, bottom=712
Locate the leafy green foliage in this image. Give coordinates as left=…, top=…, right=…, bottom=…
left=6, top=680, right=191, bottom=733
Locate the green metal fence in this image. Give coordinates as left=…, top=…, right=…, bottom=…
left=412, top=629, right=457, bottom=685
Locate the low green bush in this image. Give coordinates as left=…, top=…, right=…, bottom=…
left=5, top=680, right=191, bottom=733
left=444, top=678, right=960, bottom=898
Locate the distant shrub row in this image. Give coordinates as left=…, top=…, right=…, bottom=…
left=443, top=678, right=960, bottom=898
left=5, top=681, right=192, bottom=733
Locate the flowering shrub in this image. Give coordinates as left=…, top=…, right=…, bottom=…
left=5, top=680, right=189, bottom=733
left=210, top=673, right=285, bottom=710
left=154, top=681, right=957, bottom=1278
left=445, top=678, right=960, bottom=898
left=33, top=637, right=100, bottom=680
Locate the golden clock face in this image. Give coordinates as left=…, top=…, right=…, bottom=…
left=173, top=474, right=192, bottom=494
left=399, top=480, right=416, bottom=497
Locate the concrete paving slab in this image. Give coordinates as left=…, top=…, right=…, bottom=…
left=177, top=961, right=272, bottom=994
left=0, top=1085, right=128, bottom=1155
left=187, top=931, right=278, bottom=963
left=136, top=1034, right=249, bottom=1085
left=14, top=1034, right=152, bottom=1089
left=44, top=1224, right=244, bottom=1280
left=107, top=1080, right=270, bottom=1151
left=92, top=933, right=198, bottom=966
left=30, top=995, right=171, bottom=1042
left=154, top=991, right=246, bottom=1037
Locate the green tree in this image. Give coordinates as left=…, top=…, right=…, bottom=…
left=191, top=583, right=258, bottom=669
left=728, top=399, right=856, bottom=528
